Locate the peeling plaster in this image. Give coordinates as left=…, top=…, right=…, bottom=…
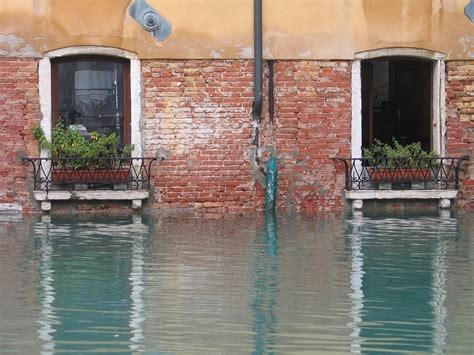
left=264, top=30, right=290, bottom=41
left=0, top=33, right=41, bottom=57
left=210, top=49, right=223, bottom=59
left=298, top=50, right=312, bottom=58
left=249, top=147, right=266, bottom=188
left=1, top=1, right=473, bottom=60
left=235, top=45, right=253, bottom=59
left=264, top=30, right=289, bottom=58
left=459, top=36, right=474, bottom=58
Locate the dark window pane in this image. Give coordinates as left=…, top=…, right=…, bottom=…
left=58, top=60, right=125, bottom=145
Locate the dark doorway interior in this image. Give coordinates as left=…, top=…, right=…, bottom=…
left=361, top=57, right=432, bottom=151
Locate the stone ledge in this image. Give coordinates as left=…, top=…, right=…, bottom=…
left=345, top=189, right=457, bottom=200
left=345, top=189, right=458, bottom=210
left=33, top=190, right=149, bottom=211
left=0, top=203, right=23, bottom=212
left=34, top=190, right=149, bottom=201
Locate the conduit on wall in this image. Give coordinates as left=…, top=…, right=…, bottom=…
left=252, top=0, right=263, bottom=153
left=252, top=0, right=278, bottom=212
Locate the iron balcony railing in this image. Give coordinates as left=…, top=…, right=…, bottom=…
left=333, top=156, right=469, bottom=191
left=23, top=157, right=158, bottom=191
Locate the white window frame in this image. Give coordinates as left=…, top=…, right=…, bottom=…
left=38, top=46, right=143, bottom=158
left=351, top=48, right=446, bottom=159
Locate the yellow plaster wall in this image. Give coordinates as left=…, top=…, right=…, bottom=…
left=0, top=0, right=473, bottom=59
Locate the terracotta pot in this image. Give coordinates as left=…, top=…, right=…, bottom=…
left=52, top=168, right=129, bottom=184
left=368, top=168, right=432, bottom=182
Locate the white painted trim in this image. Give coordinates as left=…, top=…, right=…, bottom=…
left=351, top=60, right=362, bottom=159
left=130, top=58, right=143, bottom=157
left=38, top=57, right=51, bottom=156
left=439, top=61, right=447, bottom=157
left=433, top=60, right=442, bottom=155
left=38, top=46, right=142, bottom=156
left=38, top=57, right=52, bottom=189
left=432, top=60, right=446, bottom=156
left=355, top=48, right=445, bottom=61
left=345, top=189, right=457, bottom=200
left=46, top=46, right=138, bottom=60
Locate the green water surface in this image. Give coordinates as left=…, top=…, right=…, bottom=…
left=0, top=212, right=472, bottom=353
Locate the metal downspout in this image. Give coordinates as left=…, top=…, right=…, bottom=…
left=252, top=0, right=263, bottom=150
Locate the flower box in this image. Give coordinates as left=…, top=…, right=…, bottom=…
left=368, top=168, right=432, bottom=182
left=52, top=168, right=130, bottom=184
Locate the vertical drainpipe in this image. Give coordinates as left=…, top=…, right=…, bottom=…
left=252, top=0, right=277, bottom=213
left=252, top=0, right=263, bottom=152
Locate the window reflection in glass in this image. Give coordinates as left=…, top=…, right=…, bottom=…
left=57, top=60, right=125, bottom=145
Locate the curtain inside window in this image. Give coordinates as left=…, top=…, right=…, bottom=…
left=58, top=60, right=124, bottom=146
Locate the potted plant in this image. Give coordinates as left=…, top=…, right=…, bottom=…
left=33, top=122, right=134, bottom=184
left=362, top=139, right=438, bottom=182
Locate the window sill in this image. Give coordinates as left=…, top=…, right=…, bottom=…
left=33, top=189, right=149, bottom=211
left=345, top=189, right=458, bottom=209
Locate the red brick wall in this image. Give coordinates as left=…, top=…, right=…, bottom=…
left=142, top=60, right=350, bottom=213
left=0, top=58, right=40, bottom=213
left=7, top=57, right=473, bottom=213
left=269, top=61, right=351, bottom=212
left=446, top=61, right=474, bottom=209
left=142, top=60, right=258, bottom=213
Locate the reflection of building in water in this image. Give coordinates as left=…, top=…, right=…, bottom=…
left=143, top=217, right=256, bottom=352
left=0, top=219, right=43, bottom=353
left=443, top=216, right=474, bottom=354
left=29, top=214, right=473, bottom=352
left=128, top=216, right=355, bottom=352
left=35, top=216, right=149, bottom=353
left=251, top=214, right=279, bottom=353
left=143, top=215, right=354, bottom=352
left=346, top=212, right=463, bottom=354
left=268, top=216, right=354, bottom=351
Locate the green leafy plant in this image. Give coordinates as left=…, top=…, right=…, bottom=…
left=362, top=138, right=438, bottom=169
left=33, top=122, right=133, bottom=169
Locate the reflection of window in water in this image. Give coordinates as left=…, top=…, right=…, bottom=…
left=35, top=218, right=149, bottom=352
left=52, top=57, right=131, bottom=146
left=346, top=214, right=457, bottom=353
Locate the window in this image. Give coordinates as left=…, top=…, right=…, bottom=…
left=361, top=57, right=433, bottom=151
left=51, top=56, right=131, bottom=146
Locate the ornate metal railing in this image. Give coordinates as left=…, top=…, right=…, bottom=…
left=23, top=157, right=158, bottom=191
left=333, top=156, right=469, bottom=190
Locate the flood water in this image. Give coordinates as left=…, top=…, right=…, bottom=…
left=0, top=211, right=472, bottom=353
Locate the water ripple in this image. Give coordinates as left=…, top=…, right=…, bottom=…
left=0, top=213, right=472, bottom=353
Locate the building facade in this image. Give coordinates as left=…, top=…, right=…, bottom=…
left=0, top=0, right=473, bottom=213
